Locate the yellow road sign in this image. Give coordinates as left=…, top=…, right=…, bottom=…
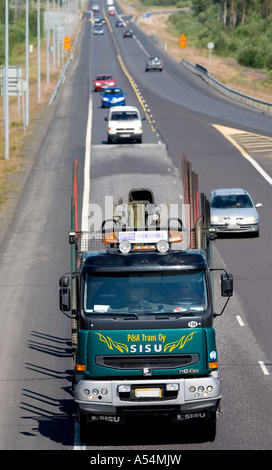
left=63, top=36, right=72, bottom=50
left=179, top=33, right=187, bottom=49
left=179, top=42, right=187, bottom=49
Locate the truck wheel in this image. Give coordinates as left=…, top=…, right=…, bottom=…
left=79, top=412, right=89, bottom=443
left=137, top=137, right=142, bottom=143
left=203, top=412, right=216, bottom=442
left=108, top=136, right=113, bottom=144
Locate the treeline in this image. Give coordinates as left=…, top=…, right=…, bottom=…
left=0, top=0, right=43, bottom=63
left=140, top=0, right=272, bottom=70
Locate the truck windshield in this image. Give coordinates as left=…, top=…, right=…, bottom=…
left=84, top=270, right=208, bottom=315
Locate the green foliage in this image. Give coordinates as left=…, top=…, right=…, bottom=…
left=0, top=0, right=15, bottom=25
left=0, top=5, right=44, bottom=62
left=0, top=24, right=4, bottom=63
left=168, top=4, right=272, bottom=70
left=142, top=0, right=177, bottom=5
left=237, top=45, right=265, bottom=68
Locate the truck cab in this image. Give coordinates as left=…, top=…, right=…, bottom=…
left=59, top=190, right=233, bottom=442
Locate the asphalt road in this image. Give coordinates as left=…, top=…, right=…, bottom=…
left=0, top=0, right=271, bottom=452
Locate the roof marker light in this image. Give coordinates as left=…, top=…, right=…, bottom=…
left=103, top=232, right=118, bottom=244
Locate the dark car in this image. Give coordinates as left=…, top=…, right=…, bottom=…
left=146, top=57, right=163, bottom=72
left=116, top=20, right=124, bottom=27
left=123, top=29, right=133, bottom=38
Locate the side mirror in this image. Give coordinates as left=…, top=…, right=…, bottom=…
left=59, top=275, right=70, bottom=288
left=59, top=287, right=71, bottom=312
left=59, top=275, right=71, bottom=312
left=105, top=116, right=108, bottom=121
left=255, top=203, right=263, bottom=208
left=221, top=272, right=233, bottom=297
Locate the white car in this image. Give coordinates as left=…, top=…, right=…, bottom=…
left=209, top=188, right=262, bottom=236
left=105, top=106, right=145, bottom=144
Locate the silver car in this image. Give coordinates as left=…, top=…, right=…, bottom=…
left=145, top=57, right=163, bottom=72
left=209, top=188, right=262, bottom=236
left=93, top=25, right=104, bottom=35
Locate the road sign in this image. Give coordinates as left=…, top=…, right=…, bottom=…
left=0, top=66, right=23, bottom=96
left=179, top=33, right=187, bottom=49
left=63, top=36, right=72, bottom=50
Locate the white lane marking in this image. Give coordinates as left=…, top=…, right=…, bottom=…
left=213, top=125, right=272, bottom=186
left=236, top=315, right=244, bottom=326
left=82, top=93, right=93, bottom=232
left=258, top=361, right=269, bottom=376
left=73, top=93, right=93, bottom=450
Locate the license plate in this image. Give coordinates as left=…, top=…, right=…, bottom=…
left=120, top=134, right=130, bottom=138
left=135, top=388, right=162, bottom=398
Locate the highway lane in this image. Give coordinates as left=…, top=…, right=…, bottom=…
left=81, top=3, right=272, bottom=450
left=0, top=2, right=271, bottom=450
left=75, top=4, right=271, bottom=450
left=108, top=7, right=272, bottom=362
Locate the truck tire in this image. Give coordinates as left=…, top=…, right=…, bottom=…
left=108, top=136, right=113, bottom=144
left=79, top=412, right=89, bottom=443
left=203, top=412, right=217, bottom=442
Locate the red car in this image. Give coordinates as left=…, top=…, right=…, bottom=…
left=93, top=74, right=117, bottom=91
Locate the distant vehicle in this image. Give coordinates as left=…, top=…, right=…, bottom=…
left=100, top=87, right=126, bottom=107
left=146, top=57, right=163, bottom=72
left=108, top=6, right=115, bottom=15
left=93, top=25, right=104, bottom=35
left=115, top=20, right=124, bottom=27
left=92, top=4, right=100, bottom=15
left=105, top=105, right=145, bottom=144
left=94, top=17, right=106, bottom=25
left=123, top=28, right=133, bottom=38
left=93, top=74, right=117, bottom=91
left=209, top=188, right=262, bottom=236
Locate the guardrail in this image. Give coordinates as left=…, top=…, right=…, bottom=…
left=181, top=58, right=272, bottom=115
left=49, top=54, right=73, bottom=104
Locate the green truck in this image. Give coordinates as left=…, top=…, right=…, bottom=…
left=59, top=186, right=233, bottom=443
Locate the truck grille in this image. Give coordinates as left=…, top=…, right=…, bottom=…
left=96, top=354, right=199, bottom=370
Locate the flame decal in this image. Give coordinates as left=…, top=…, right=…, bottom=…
left=95, top=332, right=129, bottom=353
left=164, top=332, right=196, bottom=352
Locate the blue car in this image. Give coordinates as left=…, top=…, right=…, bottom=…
left=100, top=87, right=126, bottom=107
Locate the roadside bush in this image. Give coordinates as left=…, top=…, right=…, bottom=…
left=237, top=45, right=265, bottom=68
left=265, top=53, right=272, bottom=70
left=0, top=24, right=4, bottom=63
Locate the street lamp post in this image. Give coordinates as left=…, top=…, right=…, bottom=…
left=4, top=0, right=9, bottom=159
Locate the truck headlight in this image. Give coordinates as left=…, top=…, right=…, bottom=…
left=119, top=240, right=131, bottom=253
left=166, top=383, right=179, bottom=391
left=118, top=384, right=131, bottom=393
left=157, top=240, right=169, bottom=253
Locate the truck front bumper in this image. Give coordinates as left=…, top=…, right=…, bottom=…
left=74, top=374, right=221, bottom=416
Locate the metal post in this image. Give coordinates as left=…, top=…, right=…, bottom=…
left=46, top=0, right=50, bottom=83
left=25, top=0, right=29, bottom=127
left=53, top=0, right=56, bottom=72
left=37, top=0, right=41, bottom=102
left=4, top=0, right=9, bottom=159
